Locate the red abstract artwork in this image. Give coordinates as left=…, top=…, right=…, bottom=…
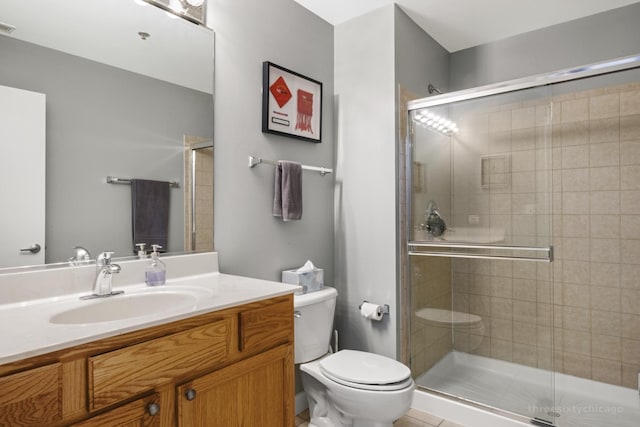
left=269, top=76, right=292, bottom=108
left=262, top=61, right=322, bottom=142
left=295, top=89, right=314, bottom=134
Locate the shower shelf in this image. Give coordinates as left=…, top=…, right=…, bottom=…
left=407, top=242, right=553, bottom=263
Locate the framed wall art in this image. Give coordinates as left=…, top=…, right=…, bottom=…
left=262, top=61, right=322, bottom=143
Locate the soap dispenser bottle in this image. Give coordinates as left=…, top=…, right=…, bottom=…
left=135, top=243, right=147, bottom=259
left=145, top=245, right=166, bottom=286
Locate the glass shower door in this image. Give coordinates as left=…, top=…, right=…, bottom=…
left=407, top=85, right=556, bottom=425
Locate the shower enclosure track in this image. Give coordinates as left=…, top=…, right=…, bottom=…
left=408, top=54, right=640, bottom=110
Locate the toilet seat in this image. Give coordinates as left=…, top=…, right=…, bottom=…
left=319, top=350, right=412, bottom=391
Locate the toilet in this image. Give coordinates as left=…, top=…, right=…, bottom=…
left=295, top=287, right=414, bottom=427
left=415, top=307, right=485, bottom=351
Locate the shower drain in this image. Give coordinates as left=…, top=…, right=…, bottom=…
left=547, top=411, right=561, bottom=418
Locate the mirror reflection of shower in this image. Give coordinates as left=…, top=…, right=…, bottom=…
left=184, top=136, right=213, bottom=251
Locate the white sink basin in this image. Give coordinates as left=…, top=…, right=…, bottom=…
left=50, top=287, right=212, bottom=325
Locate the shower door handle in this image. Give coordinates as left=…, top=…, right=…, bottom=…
left=408, top=242, right=553, bottom=263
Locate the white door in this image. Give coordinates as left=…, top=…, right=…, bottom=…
left=0, top=85, right=46, bottom=267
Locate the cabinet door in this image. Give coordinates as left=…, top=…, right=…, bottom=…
left=0, top=363, right=62, bottom=426
left=177, top=344, right=294, bottom=427
left=72, top=393, right=161, bottom=427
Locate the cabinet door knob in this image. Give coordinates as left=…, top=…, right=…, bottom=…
left=185, top=388, right=197, bottom=401
left=147, top=402, right=160, bottom=416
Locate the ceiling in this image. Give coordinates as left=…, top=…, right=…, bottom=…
left=294, top=0, right=640, bottom=52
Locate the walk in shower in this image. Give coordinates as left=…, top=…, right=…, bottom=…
left=403, top=56, right=640, bottom=427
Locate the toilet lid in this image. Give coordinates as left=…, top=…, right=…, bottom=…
left=319, top=350, right=411, bottom=390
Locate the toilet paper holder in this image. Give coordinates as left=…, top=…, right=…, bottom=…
left=358, top=301, right=390, bottom=317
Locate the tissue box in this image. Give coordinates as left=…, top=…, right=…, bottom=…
left=282, top=268, right=324, bottom=294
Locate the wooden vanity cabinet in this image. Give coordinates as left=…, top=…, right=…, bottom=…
left=0, top=294, right=294, bottom=427
left=71, top=393, right=161, bottom=427
left=0, top=363, right=63, bottom=426
left=177, top=344, right=293, bottom=427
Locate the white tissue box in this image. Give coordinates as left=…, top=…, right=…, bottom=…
left=282, top=268, right=324, bottom=294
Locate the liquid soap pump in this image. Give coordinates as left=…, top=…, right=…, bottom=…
left=135, top=243, right=147, bottom=259
left=145, top=244, right=166, bottom=286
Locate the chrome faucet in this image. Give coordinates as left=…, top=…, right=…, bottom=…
left=80, top=251, right=123, bottom=300
left=68, top=246, right=91, bottom=265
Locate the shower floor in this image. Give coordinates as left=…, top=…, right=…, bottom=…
left=416, top=351, right=639, bottom=427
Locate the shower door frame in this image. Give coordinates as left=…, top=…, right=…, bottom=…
left=400, top=53, right=640, bottom=425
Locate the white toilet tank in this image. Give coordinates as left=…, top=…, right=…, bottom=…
left=294, top=287, right=338, bottom=364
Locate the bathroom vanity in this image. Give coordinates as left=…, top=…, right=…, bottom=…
left=0, top=253, right=298, bottom=426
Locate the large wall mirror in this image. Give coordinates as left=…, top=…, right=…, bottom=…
left=0, top=0, right=214, bottom=269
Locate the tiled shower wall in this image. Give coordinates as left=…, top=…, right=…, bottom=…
left=410, top=256, right=452, bottom=378
left=445, top=81, right=640, bottom=389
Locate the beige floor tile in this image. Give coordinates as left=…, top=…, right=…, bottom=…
left=405, top=408, right=444, bottom=425
left=295, top=408, right=310, bottom=426
left=394, top=416, right=431, bottom=427
left=298, top=407, right=455, bottom=427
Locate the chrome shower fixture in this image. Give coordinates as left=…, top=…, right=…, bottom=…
left=428, top=84, right=442, bottom=95
left=413, top=109, right=459, bottom=134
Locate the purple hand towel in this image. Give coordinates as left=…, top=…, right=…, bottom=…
left=273, top=161, right=302, bottom=221
left=131, top=179, right=170, bottom=252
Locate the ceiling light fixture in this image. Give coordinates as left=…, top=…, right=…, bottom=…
left=136, top=0, right=207, bottom=26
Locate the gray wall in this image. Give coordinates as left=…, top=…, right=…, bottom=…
left=395, top=7, right=450, bottom=98
left=210, top=0, right=335, bottom=282
left=334, top=5, right=397, bottom=358
left=0, top=36, right=213, bottom=263
left=451, top=2, right=640, bottom=90
left=333, top=5, right=450, bottom=358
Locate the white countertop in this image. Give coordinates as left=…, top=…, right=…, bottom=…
left=0, top=272, right=300, bottom=365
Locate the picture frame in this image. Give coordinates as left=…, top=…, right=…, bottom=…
left=262, top=61, right=322, bottom=143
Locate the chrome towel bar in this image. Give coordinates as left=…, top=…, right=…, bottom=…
left=106, top=176, right=180, bottom=188
left=248, top=155, right=332, bottom=176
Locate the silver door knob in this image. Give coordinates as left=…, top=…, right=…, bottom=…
left=19, top=244, right=41, bottom=254
left=146, top=402, right=160, bottom=416
left=185, top=388, right=197, bottom=401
